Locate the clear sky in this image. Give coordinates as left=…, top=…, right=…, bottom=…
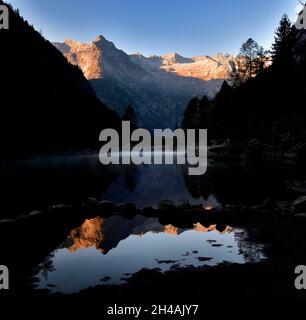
left=7, top=0, right=303, bottom=57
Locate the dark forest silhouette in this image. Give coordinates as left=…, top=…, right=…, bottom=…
left=0, top=1, right=120, bottom=158
left=181, top=14, right=306, bottom=151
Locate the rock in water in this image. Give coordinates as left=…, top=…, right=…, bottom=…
left=293, top=196, right=306, bottom=212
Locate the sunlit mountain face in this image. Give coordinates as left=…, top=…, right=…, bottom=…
left=34, top=215, right=265, bottom=294
left=53, top=36, right=237, bottom=129
left=67, top=217, right=105, bottom=253
left=65, top=216, right=235, bottom=253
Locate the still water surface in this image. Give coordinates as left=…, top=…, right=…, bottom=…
left=3, top=153, right=283, bottom=294
left=34, top=215, right=264, bottom=294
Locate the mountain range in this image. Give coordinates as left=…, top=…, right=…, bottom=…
left=54, top=36, right=239, bottom=129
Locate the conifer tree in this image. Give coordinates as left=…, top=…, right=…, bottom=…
left=181, top=96, right=210, bottom=130
left=239, top=38, right=260, bottom=79
left=271, top=14, right=294, bottom=67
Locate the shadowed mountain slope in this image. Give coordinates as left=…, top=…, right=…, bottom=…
left=54, top=37, right=236, bottom=129
left=0, top=1, right=120, bottom=158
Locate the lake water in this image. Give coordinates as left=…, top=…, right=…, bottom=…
left=2, top=151, right=292, bottom=216
left=34, top=215, right=264, bottom=294
left=3, top=152, right=289, bottom=294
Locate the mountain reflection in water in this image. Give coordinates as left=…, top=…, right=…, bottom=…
left=34, top=215, right=264, bottom=294
left=3, top=152, right=295, bottom=218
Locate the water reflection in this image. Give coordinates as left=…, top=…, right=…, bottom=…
left=2, top=152, right=301, bottom=217
left=34, top=215, right=264, bottom=294
left=102, top=164, right=219, bottom=208
left=67, top=217, right=105, bottom=253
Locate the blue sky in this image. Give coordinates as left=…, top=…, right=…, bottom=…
left=7, top=0, right=303, bottom=57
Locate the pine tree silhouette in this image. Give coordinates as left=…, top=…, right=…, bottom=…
left=271, top=14, right=294, bottom=67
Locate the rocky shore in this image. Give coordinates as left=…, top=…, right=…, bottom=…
left=2, top=187, right=306, bottom=229
left=1, top=189, right=306, bottom=302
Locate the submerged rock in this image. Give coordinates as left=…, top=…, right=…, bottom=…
left=294, top=213, right=306, bottom=218
left=100, top=276, right=111, bottom=282
left=178, top=201, right=192, bottom=210
left=85, top=197, right=99, bottom=205
left=198, top=257, right=213, bottom=262
left=156, top=259, right=177, bottom=264
left=286, top=180, right=306, bottom=195
left=97, top=200, right=114, bottom=211
left=293, top=196, right=306, bottom=212
left=49, top=204, right=68, bottom=210
left=28, top=210, right=43, bottom=217
left=158, top=200, right=175, bottom=209
left=0, top=218, right=15, bottom=225
left=114, top=203, right=136, bottom=213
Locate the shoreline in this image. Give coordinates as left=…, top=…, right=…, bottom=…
left=1, top=194, right=306, bottom=301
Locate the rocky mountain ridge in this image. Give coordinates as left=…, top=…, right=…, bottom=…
left=54, top=36, right=239, bottom=128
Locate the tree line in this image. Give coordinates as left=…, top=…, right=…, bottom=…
left=181, top=13, right=306, bottom=148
